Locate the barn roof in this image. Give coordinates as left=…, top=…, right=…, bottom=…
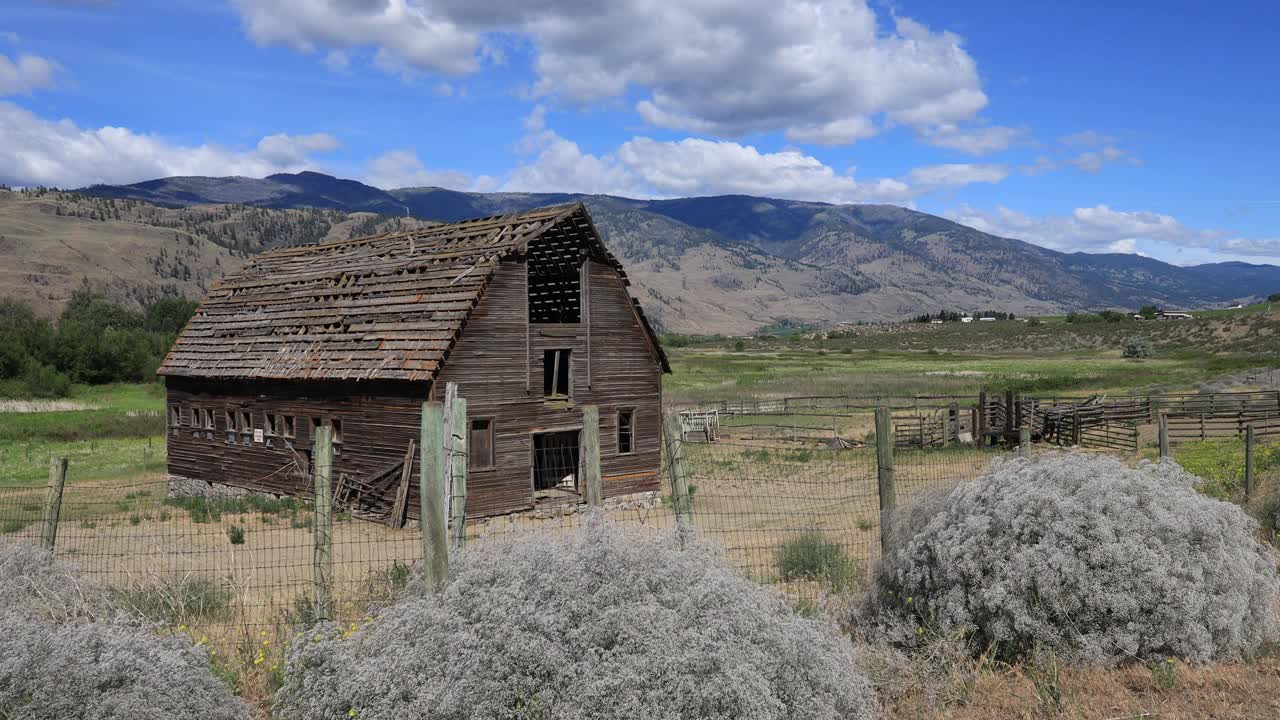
left=157, top=203, right=669, bottom=382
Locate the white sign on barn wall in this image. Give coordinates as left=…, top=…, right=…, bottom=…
left=254, top=429, right=264, bottom=443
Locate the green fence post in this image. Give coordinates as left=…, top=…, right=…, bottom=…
left=420, top=401, right=448, bottom=593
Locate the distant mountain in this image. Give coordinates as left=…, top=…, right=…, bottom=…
left=61, top=172, right=1280, bottom=334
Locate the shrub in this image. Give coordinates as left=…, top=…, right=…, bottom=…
left=115, top=575, right=235, bottom=626
left=227, top=525, right=246, bottom=545
left=1122, top=335, right=1154, bottom=358
left=777, top=531, right=857, bottom=590
left=0, top=542, right=246, bottom=720
left=865, top=453, right=1280, bottom=665
left=275, top=517, right=877, bottom=720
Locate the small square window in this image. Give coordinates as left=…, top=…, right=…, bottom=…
left=618, top=409, right=635, bottom=455
left=470, top=418, right=494, bottom=469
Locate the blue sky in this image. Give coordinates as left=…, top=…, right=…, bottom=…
left=1, top=0, right=1277, bottom=265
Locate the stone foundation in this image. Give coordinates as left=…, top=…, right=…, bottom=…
left=167, top=474, right=282, bottom=501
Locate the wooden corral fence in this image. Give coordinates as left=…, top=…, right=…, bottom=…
left=893, top=403, right=975, bottom=448
left=1166, top=414, right=1280, bottom=442
left=677, top=389, right=1280, bottom=450
left=677, top=410, right=720, bottom=442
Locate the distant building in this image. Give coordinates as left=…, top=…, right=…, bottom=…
left=1157, top=311, right=1194, bottom=320
left=978, top=317, right=997, bottom=322
left=1227, top=304, right=1245, bottom=310
left=960, top=317, right=974, bottom=323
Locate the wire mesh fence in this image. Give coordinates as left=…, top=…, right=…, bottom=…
left=3, top=406, right=1277, bottom=650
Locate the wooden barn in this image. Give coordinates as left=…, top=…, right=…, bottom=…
left=157, top=203, right=669, bottom=519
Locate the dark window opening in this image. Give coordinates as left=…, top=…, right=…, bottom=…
left=618, top=408, right=635, bottom=454
left=470, top=418, right=494, bottom=469
left=331, top=418, right=343, bottom=445
left=200, top=409, right=215, bottom=439
left=533, top=430, right=579, bottom=497
left=543, top=349, right=572, bottom=398
left=266, top=414, right=277, bottom=435
left=282, top=415, right=296, bottom=438
left=528, top=271, right=581, bottom=323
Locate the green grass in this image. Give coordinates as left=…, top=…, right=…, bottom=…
left=0, top=383, right=165, bottom=443
left=663, top=345, right=1251, bottom=403
left=0, top=436, right=165, bottom=487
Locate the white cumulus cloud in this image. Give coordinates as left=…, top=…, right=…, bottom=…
left=943, top=203, right=1230, bottom=256
left=230, top=0, right=988, bottom=143
left=918, top=122, right=1026, bottom=155
left=0, top=102, right=339, bottom=188
left=503, top=110, right=1001, bottom=204
left=0, top=52, right=59, bottom=95
left=364, top=149, right=497, bottom=191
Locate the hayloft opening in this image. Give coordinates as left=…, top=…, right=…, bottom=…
left=527, top=230, right=583, bottom=323
left=532, top=430, right=580, bottom=499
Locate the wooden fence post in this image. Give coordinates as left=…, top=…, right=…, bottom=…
left=1018, top=425, right=1031, bottom=458
left=1244, top=424, right=1255, bottom=503
left=312, top=426, right=334, bottom=621
left=661, top=411, right=693, bottom=525
left=1158, top=413, right=1170, bottom=459
left=875, top=407, right=896, bottom=554
left=582, top=405, right=603, bottom=507
left=40, top=457, right=68, bottom=551
left=420, top=401, right=448, bottom=593
left=449, top=396, right=468, bottom=549
left=977, top=391, right=988, bottom=446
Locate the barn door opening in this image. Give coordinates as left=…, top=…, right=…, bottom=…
left=532, top=430, right=580, bottom=502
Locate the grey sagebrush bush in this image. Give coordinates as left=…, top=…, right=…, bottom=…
left=0, top=542, right=247, bottom=720
left=866, top=453, right=1280, bottom=665
left=275, top=518, right=877, bottom=720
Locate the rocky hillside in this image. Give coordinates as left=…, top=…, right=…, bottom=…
left=0, top=188, right=433, bottom=317
left=25, top=173, right=1280, bottom=334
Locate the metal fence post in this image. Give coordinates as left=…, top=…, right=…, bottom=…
left=582, top=405, right=603, bottom=507
left=420, top=401, right=448, bottom=593
left=1018, top=425, right=1031, bottom=458
left=312, top=426, right=334, bottom=621
left=874, top=407, right=896, bottom=554
left=1158, top=413, right=1170, bottom=459
left=449, top=397, right=468, bottom=549
left=40, top=457, right=68, bottom=551
left=661, top=411, right=693, bottom=525
left=1244, top=424, right=1255, bottom=503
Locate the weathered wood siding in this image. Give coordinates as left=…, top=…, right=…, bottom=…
left=165, top=257, right=663, bottom=518
left=435, top=257, right=663, bottom=515
left=165, top=377, right=424, bottom=508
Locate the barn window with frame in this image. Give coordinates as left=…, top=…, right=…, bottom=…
left=470, top=418, right=495, bottom=469
left=617, top=408, right=635, bottom=454
left=543, top=349, right=572, bottom=398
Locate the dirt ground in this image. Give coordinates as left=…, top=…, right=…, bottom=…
left=888, top=655, right=1280, bottom=720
